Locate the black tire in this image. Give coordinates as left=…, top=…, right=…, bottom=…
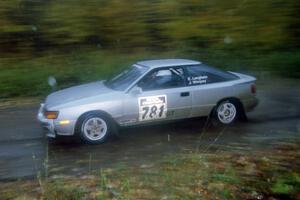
left=212, top=99, right=241, bottom=126
left=76, top=112, right=113, bottom=144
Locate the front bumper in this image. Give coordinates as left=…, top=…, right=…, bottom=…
left=37, top=104, right=76, bottom=138
left=37, top=104, right=56, bottom=138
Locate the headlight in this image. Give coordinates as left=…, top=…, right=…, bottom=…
left=44, top=111, right=59, bottom=119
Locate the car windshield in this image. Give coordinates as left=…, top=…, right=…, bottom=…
left=105, top=64, right=148, bottom=91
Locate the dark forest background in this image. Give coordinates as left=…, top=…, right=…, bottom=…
left=0, top=0, right=299, bottom=98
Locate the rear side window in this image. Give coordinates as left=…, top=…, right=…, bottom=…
left=185, top=65, right=238, bottom=86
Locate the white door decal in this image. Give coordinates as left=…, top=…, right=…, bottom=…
left=138, top=95, right=167, bottom=121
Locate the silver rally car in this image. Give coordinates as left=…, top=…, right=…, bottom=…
left=37, top=59, right=258, bottom=144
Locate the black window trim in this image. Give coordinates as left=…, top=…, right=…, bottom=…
left=184, top=64, right=239, bottom=86
left=129, top=64, right=238, bottom=92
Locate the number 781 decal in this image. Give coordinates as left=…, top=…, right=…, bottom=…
left=138, top=95, right=167, bottom=121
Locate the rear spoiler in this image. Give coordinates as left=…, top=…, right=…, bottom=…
left=229, top=71, right=257, bottom=82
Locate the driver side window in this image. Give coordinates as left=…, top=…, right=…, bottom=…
left=138, top=67, right=185, bottom=91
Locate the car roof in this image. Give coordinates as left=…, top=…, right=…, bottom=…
left=136, top=59, right=201, bottom=69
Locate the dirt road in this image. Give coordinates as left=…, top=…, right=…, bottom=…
left=0, top=79, right=299, bottom=180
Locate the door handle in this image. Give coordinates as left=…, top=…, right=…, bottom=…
left=180, top=92, right=190, bottom=97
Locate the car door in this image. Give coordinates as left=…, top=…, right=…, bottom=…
left=120, top=67, right=192, bottom=126
left=185, top=65, right=239, bottom=117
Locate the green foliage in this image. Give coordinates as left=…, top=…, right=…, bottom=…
left=120, top=178, right=130, bottom=193
left=99, top=168, right=108, bottom=190
left=0, top=0, right=299, bottom=98
left=1, top=0, right=299, bottom=52
left=211, top=173, right=240, bottom=184
left=271, top=173, right=300, bottom=195
left=43, top=180, right=86, bottom=200
left=0, top=50, right=148, bottom=98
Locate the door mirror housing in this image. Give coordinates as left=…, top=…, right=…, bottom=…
left=130, top=86, right=142, bottom=96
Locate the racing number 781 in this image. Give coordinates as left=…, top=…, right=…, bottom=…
left=142, top=104, right=165, bottom=120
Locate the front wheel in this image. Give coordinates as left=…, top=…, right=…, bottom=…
left=213, top=100, right=239, bottom=125
left=78, top=113, right=112, bottom=144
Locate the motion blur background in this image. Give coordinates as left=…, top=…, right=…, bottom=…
left=0, top=0, right=299, bottom=98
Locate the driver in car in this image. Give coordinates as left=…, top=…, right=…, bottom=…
left=141, top=69, right=173, bottom=90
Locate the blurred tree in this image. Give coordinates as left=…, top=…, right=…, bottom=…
left=0, top=0, right=299, bottom=54
left=0, top=0, right=47, bottom=54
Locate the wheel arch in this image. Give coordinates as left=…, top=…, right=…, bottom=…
left=74, top=110, right=119, bottom=135
left=209, top=97, right=246, bottom=119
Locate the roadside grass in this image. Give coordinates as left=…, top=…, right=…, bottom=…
left=0, top=50, right=152, bottom=99
left=0, top=140, right=299, bottom=200
left=0, top=96, right=42, bottom=109
left=0, top=48, right=299, bottom=101
left=0, top=49, right=188, bottom=99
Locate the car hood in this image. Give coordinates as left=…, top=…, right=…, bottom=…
left=45, top=81, right=113, bottom=109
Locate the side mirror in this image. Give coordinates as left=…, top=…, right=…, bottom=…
left=130, top=86, right=142, bottom=96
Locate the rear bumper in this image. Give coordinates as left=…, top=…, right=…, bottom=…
left=242, top=97, right=259, bottom=112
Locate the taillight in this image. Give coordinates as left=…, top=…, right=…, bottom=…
left=251, top=84, right=256, bottom=94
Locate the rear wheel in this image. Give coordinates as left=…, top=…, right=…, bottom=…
left=77, top=112, right=112, bottom=144
left=212, top=100, right=240, bottom=126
